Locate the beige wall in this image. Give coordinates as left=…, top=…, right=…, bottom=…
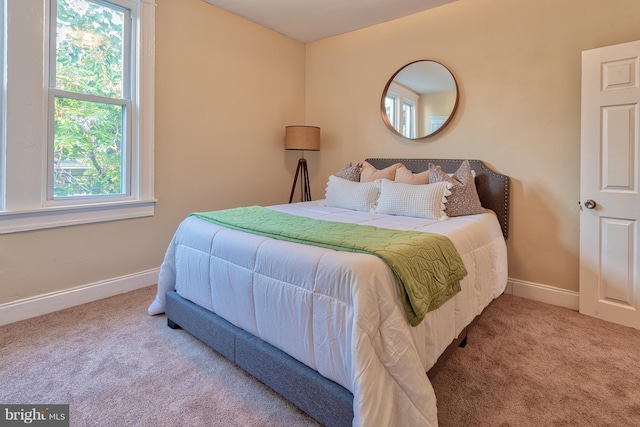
left=3, top=0, right=640, bottom=307
left=419, top=90, right=457, bottom=135
left=0, top=0, right=305, bottom=304
left=305, top=0, right=640, bottom=292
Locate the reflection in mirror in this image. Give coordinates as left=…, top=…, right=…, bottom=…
left=381, top=60, right=459, bottom=140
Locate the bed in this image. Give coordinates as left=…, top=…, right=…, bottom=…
left=148, top=158, right=509, bottom=427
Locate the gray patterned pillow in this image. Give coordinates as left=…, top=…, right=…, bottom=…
left=428, top=160, right=484, bottom=217
left=333, top=162, right=362, bottom=182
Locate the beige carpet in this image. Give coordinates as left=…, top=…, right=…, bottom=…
left=432, top=294, right=640, bottom=426
left=1, top=286, right=639, bottom=426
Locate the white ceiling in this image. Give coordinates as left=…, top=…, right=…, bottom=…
left=393, top=60, right=456, bottom=93
left=202, top=0, right=456, bottom=43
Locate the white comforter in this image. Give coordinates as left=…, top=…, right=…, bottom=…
left=149, top=201, right=508, bottom=427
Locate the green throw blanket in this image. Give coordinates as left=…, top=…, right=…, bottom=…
left=191, top=206, right=467, bottom=326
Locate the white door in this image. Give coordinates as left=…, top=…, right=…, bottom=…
left=580, top=40, right=640, bottom=329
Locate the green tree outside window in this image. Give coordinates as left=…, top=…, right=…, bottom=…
left=53, top=0, right=128, bottom=197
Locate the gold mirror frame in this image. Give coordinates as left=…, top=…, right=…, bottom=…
left=381, top=60, right=459, bottom=140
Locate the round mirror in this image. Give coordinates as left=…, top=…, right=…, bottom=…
left=381, top=60, right=459, bottom=140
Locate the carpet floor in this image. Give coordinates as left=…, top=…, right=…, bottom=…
left=1, top=286, right=639, bottom=426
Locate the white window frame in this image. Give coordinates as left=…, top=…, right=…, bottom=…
left=388, top=82, right=419, bottom=138
left=402, top=98, right=417, bottom=139
left=0, top=0, right=155, bottom=234
left=430, top=115, right=448, bottom=133
left=385, top=92, right=399, bottom=129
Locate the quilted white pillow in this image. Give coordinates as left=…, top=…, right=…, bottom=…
left=324, top=175, right=379, bottom=212
left=375, top=179, right=451, bottom=220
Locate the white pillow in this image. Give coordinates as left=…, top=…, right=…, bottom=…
left=324, top=175, right=379, bottom=212
left=375, top=179, right=451, bottom=219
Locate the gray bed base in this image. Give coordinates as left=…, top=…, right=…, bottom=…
left=165, top=290, right=353, bottom=427
left=166, top=290, right=470, bottom=426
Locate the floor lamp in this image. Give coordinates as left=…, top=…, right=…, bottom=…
left=285, top=125, right=320, bottom=203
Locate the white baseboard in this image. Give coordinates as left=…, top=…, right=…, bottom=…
left=0, top=268, right=160, bottom=326
left=0, top=272, right=578, bottom=326
left=504, top=278, right=579, bottom=311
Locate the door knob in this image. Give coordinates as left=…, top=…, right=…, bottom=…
left=584, top=199, right=597, bottom=209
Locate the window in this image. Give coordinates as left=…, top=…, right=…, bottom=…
left=402, top=99, right=416, bottom=139
left=51, top=0, right=131, bottom=199
left=0, top=0, right=155, bottom=234
left=385, top=82, right=419, bottom=139
left=385, top=94, right=398, bottom=129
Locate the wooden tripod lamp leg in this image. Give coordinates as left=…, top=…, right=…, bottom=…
left=289, top=157, right=314, bottom=203
left=288, top=159, right=304, bottom=203
left=301, top=159, right=311, bottom=202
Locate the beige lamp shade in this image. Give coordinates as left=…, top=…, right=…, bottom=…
left=285, top=125, right=320, bottom=151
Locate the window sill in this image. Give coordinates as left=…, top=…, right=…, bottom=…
left=0, top=199, right=157, bottom=234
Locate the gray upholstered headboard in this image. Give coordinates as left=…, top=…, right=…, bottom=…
left=365, top=158, right=510, bottom=239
